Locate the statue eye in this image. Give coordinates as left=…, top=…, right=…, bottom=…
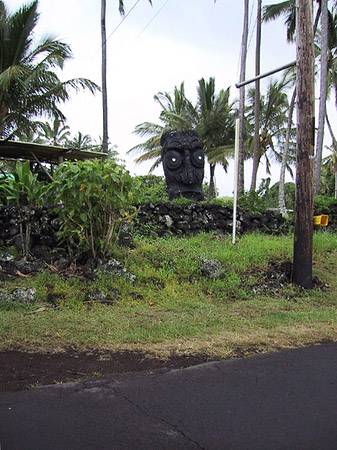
left=165, top=151, right=182, bottom=169
left=191, top=149, right=204, bottom=168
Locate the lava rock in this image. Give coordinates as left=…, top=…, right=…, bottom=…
left=9, top=287, right=36, bottom=304
left=200, top=258, right=222, bottom=279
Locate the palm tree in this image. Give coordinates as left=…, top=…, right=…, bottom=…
left=195, top=78, right=235, bottom=199
left=263, top=1, right=337, bottom=199
left=263, top=0, right=330, bottom=208
left=68, top=131, right=93, bottom=150
left=324, top=114, right=337, bottom=198
left=322, top=145, right=337, bottom=198
left=246, top=77, right=292, bottom=190
left=315, top=0, right=329, bottom=196
left=37, top=118, right=70, bottom=146
left=0, top=0, right=99, bottom=139
left=263, top=1, right=296, bottom=42
left=129, top=83, right=194, bottom=172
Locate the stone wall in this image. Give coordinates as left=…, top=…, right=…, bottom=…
left=1, top=202, right=335, bottom=254
left=136, top=202, right=289, bottom=236
left=0, top=205, right=59, bottom=253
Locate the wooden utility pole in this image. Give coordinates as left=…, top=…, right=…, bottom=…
left=293, top=0, right=315, bottom=288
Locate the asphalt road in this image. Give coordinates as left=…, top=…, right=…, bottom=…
left=1, top=343, right=337, bottom=450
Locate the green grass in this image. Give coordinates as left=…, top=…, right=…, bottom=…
left=0, top=231, right=337, bottom=358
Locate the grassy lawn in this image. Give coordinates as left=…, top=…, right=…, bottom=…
left=1, top=232, right=337, bottom=358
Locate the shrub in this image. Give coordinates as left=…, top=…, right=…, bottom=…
left=134, top=175, right=169, bottom=204
left=264, top=182, right=296, bottom=210
left=0, top=161, right=49, bottom=257
left=237, top=191, right=267, bottom=214
left=50, top=159, right=140, bottom=258
left=314, top=195, right=337, bottom=213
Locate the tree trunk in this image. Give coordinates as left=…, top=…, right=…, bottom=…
left=325, top=114, right=337, bottom=199
left=326, top=113, right=337, bottom=147
left=238, top=0, right=249, bottom=196
left=101, top=0, right=109, bottom=154
left=250, top=0, right=262, bottom=193
left=293, top=0, right=315, bottom=289
left=314, top=0, right=328, bottom=196
left=278, top=87, right=296, bottom=217
left=207, top=163, right=216, bottom=200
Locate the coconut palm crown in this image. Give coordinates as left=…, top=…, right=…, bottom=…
left=0, top=0, right=99, bottom=139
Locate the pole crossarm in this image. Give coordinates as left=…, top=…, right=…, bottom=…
left=235, top=61, right=296, bottom=88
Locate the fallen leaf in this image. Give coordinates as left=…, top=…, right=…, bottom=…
left=25, top=307, right=48, bottom=315
left=16, top=270, right=29, bottom=278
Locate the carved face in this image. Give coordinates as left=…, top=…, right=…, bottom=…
left=161, top=130, right=205, bottom=200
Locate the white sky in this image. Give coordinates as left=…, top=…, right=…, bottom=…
left=7, top=0, right=305, bottom=195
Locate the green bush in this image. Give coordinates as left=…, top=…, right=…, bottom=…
left=50, top=159, right=140, bottom=258
left=205, top=196, right=233, bottom=207
left=237, top=191, right=267, bottom=214
left=134, top=175, right=169, bottom=204
left=314, top=195, right=337, bottom=213
left=264, top=182, right=296, bottom=210
left=0, top=161, right=48, bottom=207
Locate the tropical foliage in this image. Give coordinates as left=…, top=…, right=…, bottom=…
left=322, top=144, right=337, bottom=198
left=0, top=161, right=49, bottom=256
left=36, top=118, right=70, bottom=146
left=50, top=159, right=140, bottom=258
left=0, top=0, right=99, bottom=139
left=246, top=76, right=294, bottom=192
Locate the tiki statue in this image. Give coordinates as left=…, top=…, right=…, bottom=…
left=161, top=130, right=205, bottom=200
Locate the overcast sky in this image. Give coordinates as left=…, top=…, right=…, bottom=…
left=8, top=0, right=299, bottom=195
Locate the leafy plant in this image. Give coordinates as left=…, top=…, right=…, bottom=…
left=0, top=162, right=47, bottom=207
left=264, top=182, right=296, bottom=210
left=314, top=195, right=337, bottom=213
left=134, top=175, right=169, bottom=203
left=50, top=159, right=140, bottom=258
left=0, top=161, right=49, bottom=257
left=237, top=191, right=267, bottom=214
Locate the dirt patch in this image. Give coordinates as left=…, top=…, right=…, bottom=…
left=0, top=349, right=221, bottom=392
left=251, top=260, right=328, bottom=296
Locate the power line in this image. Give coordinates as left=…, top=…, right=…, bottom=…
left=135, top=0, right=170, bottom=40
left=92, top=0, right=141, bottom=57
left=106, top=0, right=142, bottom=43
left=247, top=0, right=257, bottom=54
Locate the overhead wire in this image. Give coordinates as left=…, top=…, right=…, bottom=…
left=236, top=0, right=257, bottom=80
left=92, top=0, right=141, bottom=56
left=247, top=0, right=257, bottom=54
left=93, top=0, right=170, bottom=57
left=135, top=0, right=171, bottom=40
left=105, top=0, right=142, bottom=43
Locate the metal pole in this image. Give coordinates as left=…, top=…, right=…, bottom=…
left=232, top=118, right=240, bottom=244
left=235, top=61, right=296, bottom=88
